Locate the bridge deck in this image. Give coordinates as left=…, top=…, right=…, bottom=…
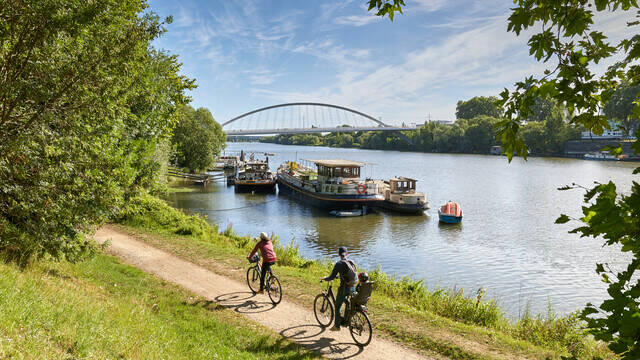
left=224, top=126, right=418, bottom=135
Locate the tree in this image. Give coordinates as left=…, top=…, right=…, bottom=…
left=369, top=0, right=640, bottom=357
left=528, top=97, right=556, bottom=122
left=171, top=106, right=225, bottom=173
left=603, top=82, right=640, bottom=136
left=0, top=0, right=193, bottom=263
left=520, top=121, right=547, bottom=154
left=456, top=96, right=502, bottom=120
left=462, top=116, right=499, bottom=153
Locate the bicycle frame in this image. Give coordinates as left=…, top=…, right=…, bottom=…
left=322, top=280, right=357, bottom=321
left=251, top=254, right=274, bottom=277
left=322, top=280, right=336, bottom=305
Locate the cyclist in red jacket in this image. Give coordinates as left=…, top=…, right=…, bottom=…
left=247, top=232, right=277, bottom=294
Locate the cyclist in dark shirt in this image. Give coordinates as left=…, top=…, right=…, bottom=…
left=321, top=246, right=357, bottom=331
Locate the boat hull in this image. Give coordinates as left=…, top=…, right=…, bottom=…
left=438, top=212, right=462, bottom=224
left=234, top=180, right=276, bottom=193
left=277, top=177, right=383, bottom=210
left=377, top=201, right=429, bottom=215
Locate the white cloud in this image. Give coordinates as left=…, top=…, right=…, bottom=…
left=410, top=0, right=448, bottom=13
left=244, top=68, right=285, bottom=86
left=334, top=14, right=379, bottom=27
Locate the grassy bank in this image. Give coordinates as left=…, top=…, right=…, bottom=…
left=0, top=249, right=315, bottom=359
left=115, top=192, right=615, bottom=359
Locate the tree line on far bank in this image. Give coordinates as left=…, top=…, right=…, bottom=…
left=261, top=96, right=582, bottom=156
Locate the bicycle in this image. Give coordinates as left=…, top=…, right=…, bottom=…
left=313, top=280, right=373, bottom=346
left=247, top=254, right=282, bottom=305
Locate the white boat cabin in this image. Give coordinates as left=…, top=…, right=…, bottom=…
left=385, top=177, right=426, bottom=205
left=238, top=162, right=273, bottom=180
left=297, top=159, right=380, bottom=196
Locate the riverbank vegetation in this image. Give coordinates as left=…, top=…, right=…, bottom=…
left=171, top=105, right=226, bottom=173
left=0, top=248, right=315, bottom=359
left=116, top=191, right=615, bottom=359
left=261, top=96, right=580, bottom=156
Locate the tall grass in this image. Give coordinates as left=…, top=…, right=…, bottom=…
left=116, top=193, right=609, bottom=358
left=368, top=269, right=502, bottom=327
left=0, top=251, right=315, bottom=359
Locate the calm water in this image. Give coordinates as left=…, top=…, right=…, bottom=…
left=166, top=142, right=638, bottom=318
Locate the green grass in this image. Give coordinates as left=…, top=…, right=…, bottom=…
left=0, top=251, right=316, bottom=360
left=115, top=193, right=616, bottom=359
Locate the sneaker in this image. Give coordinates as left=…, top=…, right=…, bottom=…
left=329, top=326, right=340, bottom=332
left=256, top=290, right=264, bottom=294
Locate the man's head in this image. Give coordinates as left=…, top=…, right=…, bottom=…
left=338, top=246, right=348, bottom=258
left=260, top=232, right=269, bottom=241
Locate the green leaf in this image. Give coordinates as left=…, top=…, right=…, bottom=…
left=555, top=214, right=571, bottom=224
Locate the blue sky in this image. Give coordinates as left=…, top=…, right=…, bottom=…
left=148, top=0, right=631, bottom=126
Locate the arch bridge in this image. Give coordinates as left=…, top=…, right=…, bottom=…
left=221, top=102, right=418, bottom=136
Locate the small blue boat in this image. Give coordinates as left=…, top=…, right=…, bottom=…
left=438, top=201, right=462, bottom=223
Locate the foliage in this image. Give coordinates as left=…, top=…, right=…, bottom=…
left=117, top=193, right=218, bottom=239
left=262, top=115, right=579, bottom=155
left=494, top=1, right=640, bottom=357
left=0, top=0, right=193, bottom=263
left=603, top=82, right=640, bottom=136
left=529, top=97, right=557, bottom=122
left=555, top=181, right=640, bottom=358
left=520, top=112, right=581, bottom=155
left=366, top=0, right=405, bottom=21
left=171, top=105, right=226, bottom=173
left=456, top=96, right=503, bottom=120
left=263, top=115, right=570, bottom=155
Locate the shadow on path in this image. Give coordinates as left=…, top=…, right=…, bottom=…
left=215, top=291, right=277, bottom=314
left=281, top=324, right=363, bottom=359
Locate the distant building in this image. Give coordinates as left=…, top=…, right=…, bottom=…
left=581, top=129, right=625, bottom=139
left=426, top=119, right=454, bottom=126
left=581, top=119, right=637, bottom=140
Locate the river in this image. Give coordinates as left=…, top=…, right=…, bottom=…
left=165, top=142, right=638, bottom=318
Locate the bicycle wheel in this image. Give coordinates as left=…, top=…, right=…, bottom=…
left=349, top=310, right=372, bottom=346
left=267, top=275, right=282, bottom=305
left=313, top=294, right=333, bottom=327
left=246, top=267, right=260, bottom=293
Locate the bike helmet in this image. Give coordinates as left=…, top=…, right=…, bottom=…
left=358, top=272, right=369, bottom=283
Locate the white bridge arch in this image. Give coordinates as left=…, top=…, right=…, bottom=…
left=222, top=102, right=417, bottom=135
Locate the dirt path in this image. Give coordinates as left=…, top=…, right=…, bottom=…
left=94, top=226, right=430, bottom=360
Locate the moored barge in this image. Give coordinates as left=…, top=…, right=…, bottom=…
left=234, top=161, right=276, bottom=192
left=378, top=177, right=429, bottom=214
left=276, top=159, right=384, bottom=210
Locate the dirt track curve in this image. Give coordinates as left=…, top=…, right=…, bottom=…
left=94, top=226, right=430, bottom=360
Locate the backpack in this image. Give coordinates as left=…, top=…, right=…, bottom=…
left=341, top=259, right=358, bottom=287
